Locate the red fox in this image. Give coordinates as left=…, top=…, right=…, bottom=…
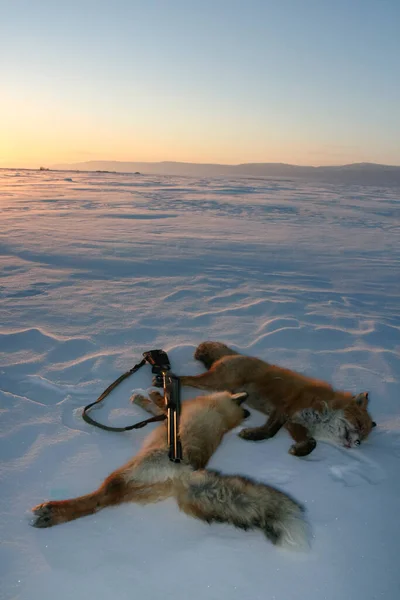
left=178, top=342, right=376, bottom=457
left=32, top=389, right=308, bottom=549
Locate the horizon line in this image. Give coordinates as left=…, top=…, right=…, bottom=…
left=55, top=159, right=400, bottom=169
left=2, top=160, right=400, bottom=170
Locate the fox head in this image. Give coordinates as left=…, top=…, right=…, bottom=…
left=211, top=391, right=250, bottom=425
left=341, top=392, right=376, bottom=448
left=231, top=392, right=251, bottom=420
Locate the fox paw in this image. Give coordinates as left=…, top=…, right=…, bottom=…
left=239, top=427, right=269, bottom=441
left=31, top=502, right=57, bottom=528
left=130, top=393, right=150, bottom=408
left=289, top=438, right=317, bottom=457
left=131, top=391, right=164, bottom=416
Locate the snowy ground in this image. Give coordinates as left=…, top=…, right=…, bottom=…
left=1, top=169, right=399, bottom=600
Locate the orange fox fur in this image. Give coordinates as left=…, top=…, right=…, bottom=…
left=179, top=342, right=376, bottom=456
left=31, top=389, right=308, bottom=549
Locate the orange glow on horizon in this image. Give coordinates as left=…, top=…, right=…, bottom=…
left=1, top=91, right=399, bottom=169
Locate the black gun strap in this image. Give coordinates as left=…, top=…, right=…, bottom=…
left=82, top=358, right=166, bottom=432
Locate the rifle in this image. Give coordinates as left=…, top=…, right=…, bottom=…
left=82, top=349, right=182, bottom=463
left=143, top=350, right=183, bottom=463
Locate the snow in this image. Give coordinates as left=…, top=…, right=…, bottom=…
left=1, top=168, right=399, bottom=600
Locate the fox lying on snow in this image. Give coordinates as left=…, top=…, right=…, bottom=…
left=178, top=342, right=376, bottom=457
left=32, top=389, right=308, bottom=549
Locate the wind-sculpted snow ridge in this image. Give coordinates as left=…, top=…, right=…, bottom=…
left=0, top=169, right=399, bottom=600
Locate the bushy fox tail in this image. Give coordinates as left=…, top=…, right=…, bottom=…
left=175, top=469, right=308, bottom=550
left=194, top=341, right=239, bottom=370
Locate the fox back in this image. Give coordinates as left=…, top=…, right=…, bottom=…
left=141, top=391, right=247, bottom=469
left=180, top=341, right=376, bottom=455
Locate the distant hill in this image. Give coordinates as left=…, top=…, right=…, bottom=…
left=52, top=160, right=400, bottom=185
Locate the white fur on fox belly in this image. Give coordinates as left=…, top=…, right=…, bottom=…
left=292, top=407, right=348, bottom=442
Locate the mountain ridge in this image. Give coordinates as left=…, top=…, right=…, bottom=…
left=52, top=160, right=400, bottom=185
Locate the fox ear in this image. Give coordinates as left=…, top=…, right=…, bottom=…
left=231, top=392, right=248, bottom=405
left=354, top=391, right=369, bottom=407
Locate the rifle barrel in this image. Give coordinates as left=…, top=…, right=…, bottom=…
left=163, top=371, right=182, bottom=462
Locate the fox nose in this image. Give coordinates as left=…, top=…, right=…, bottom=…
left=354, top=440, right=360, bottom=446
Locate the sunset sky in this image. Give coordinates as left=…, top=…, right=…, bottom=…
left=1, top=0, right=399, bottom=168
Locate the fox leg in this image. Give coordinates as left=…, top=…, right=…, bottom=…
left=238, top=410, right=287, bottom=442
left=150, top=347, right=241, bottom=391
left=286, top=423, right=317, bottom=457
left=32, top=471, right=138, bottom=528
left=152, top=353, right=238, bottom=392
left=32, top=458, right=173, bottom=528
left=179, top=369, right=235, bottom=392
left=131, top=391, right=164, bottom=416
left=148, top=390, right=165, bottom=410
